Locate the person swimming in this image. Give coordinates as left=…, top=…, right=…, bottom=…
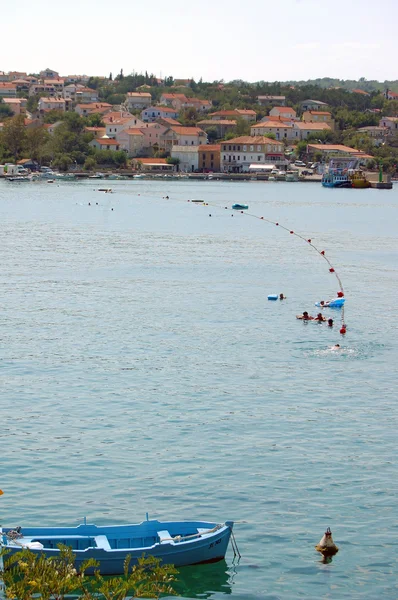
left=279, top=293, right=286, bottom=300
left=314, top=312, right=326, bottom=322
left=297, top=311, right=313, bottom=320
left=331, top=344, right=341, bottom=350
left=328, top=318, right=333, bottom=327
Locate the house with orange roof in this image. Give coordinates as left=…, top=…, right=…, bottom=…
left=220, top=136, right=285, bottom=172
left=131, top=157, right=175, bottom=172
left=64, top=84, right=98, bottom=102
left=302, top=110, right=335, bottom=130
left=156, top=116, right=181, bottom=127
left=75, top=102, right=112, bottom=117
left=136, top=122, right=167, bottom=148
left=116, top=129, right=146, bottom=157
left=184, top=98, right=212, bottom=112
left=159, top=125, right=207, bottom=151
left=38, top=97, right=66, bottom=112
left=306, top=144, right=373, bottom=164
left=0, top=71, right=9, bottom=82
left=43, top=78, right=64, bottom=91
left=2, top=97, right=27, bottom=115
left=159, top=93, right=189, bottom=110
left=235, top=109, right=257, bottom=122
left=0, top=82, right=17, bottom=97
left=198, top=144, right=221, bottom=172
left=84, top=126, right=107, bottom=138
left=43, top=121, right=63, bottom=134
left=126, top=92, right=152, bottom=110
left=385, top=90, right=398, bottom=100
left=208, top=110, right=241, bottom=121
left=300, top=99, right=329, bottom=111
left=269, top=106, right=297, bottom=120
left=141, top=106, right=179, bottom=122
left=292, top=121, right=332, bottom=140
left=103, top=112, right=144, bottom=137
left=197, top=119, right=237, bottom=138
left=89, top=137, right=121, bottom=152
left=251, top=120, right=294, bottom=141
left=351, top=89, right=370, bottom=96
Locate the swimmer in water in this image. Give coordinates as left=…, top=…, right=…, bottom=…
left=314, top=312, right=326, bottom=322
left=328, top=318, right=333, bottom=327
left=332, top=344, right=341, bottom=350
left=297, top=311, right=313, bottom=320
left=279, top=293, right=286, bottom=300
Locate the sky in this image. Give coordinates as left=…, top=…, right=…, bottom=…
left=3, top=0, right=397, bottom=83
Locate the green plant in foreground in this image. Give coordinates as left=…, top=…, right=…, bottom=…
left=1, top=545, right=177, bottom=600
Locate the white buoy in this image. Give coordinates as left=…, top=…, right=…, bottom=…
left=315, top=527, right=339, bottom=557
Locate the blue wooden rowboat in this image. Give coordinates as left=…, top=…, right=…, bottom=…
left=232, top=203, right=248, bottom=210
left=1, top=517, right=234, bottom=575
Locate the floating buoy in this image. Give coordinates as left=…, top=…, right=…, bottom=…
left=337, top=291, right=344, bottom=298
left=276, top=222, right=279, bottom=226
left=209, top=214, right=212, bottom=217
left=329, top=268, right=335, bottom=273
left=321, top=251, right=325, bottom=255
left=268, top=294, right=278, bottom=301
left=290, top=230, right=294, bottom=234
left=315, top=527, right=339, bottom=558
left=308, top=239, right=312, bottom=243
left=340, top=327, right=346, bottom=335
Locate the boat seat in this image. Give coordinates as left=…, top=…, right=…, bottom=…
left=157, top=530, right=174, bottom=544
left=94, top=535, right=111, bottom=550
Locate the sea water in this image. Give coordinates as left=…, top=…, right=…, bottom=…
left=0, top=179, right=397, bottom=599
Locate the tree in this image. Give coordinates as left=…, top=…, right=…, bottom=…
left=205, top=126, right=218, bottom=142
left=86, top=112, right=105, bottom=127
left=0, top=99, right=13, bottom=118
left=1, top=114, right=26, bottom=160
left=84, top=156, right=97, bottom=170
left=53, top=153, right=73, bottom=171
left=25, top=127, right=51, bottom=162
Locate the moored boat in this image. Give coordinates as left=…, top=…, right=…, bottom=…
left=232, top=203, right=248, bottom=210
left=348, top=170, right=370, bottom=188
left=322, top=170, right=351, bottom=188
left=1, top=517, right=234, bottom=575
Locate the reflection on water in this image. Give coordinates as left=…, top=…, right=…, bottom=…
left=173, top=560, right=234, bottom=598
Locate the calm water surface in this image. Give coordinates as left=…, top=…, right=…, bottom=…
left=0, top=179, right=397, bottom=599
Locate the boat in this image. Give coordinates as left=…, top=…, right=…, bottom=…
left=1, top=517, right=234, bottom=575
left=321, top=170, right=352, bottom=188
left=5, top=176, right=31, bottom=182
left=232, top=204, right=248, bottom=210
left=348, top=170, right=371, bottom=188
left=89, top=173, right=105, bottom=179
left=285, top=170, right=299, bottom=182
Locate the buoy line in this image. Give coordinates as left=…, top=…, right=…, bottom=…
left=168, top=195, right=347, bottom=333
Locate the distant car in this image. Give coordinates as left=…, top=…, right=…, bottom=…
left=301, top=170, right=314, bottom=176
left=294, top=161, right=306, bottom=167
left=310, top=163, right=319, bottom=169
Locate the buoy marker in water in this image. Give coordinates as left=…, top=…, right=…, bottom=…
left=315, top=527, right=339, bottom=558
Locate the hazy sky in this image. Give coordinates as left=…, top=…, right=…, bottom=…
left=3, top=0, right=397, bottom=82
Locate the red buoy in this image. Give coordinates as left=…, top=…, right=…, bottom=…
left=308, top=239, right=312, bottom=243
left=337, top=291, right=344, bottom=298
left=329, top=268, right=335, bottom=273
left=321, top=251, right=325, bottom=255
left=340, top=327, right=346, bottom=335
left=260, top=216, right=264, bottom=219
left=290, top=230, right=294, bottom=234
left=276, top=223, right=279, bottom=226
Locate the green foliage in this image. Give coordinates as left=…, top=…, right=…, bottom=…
left=25, top=127, right=51, bottom=162
left=84, top=156, right=97, bottom=171
left=166, top=157, right=180, bottom=165
left=26, top=94, right=40, bottom=113
left=52, top=154, right=73, bottom=171
left=0, top=100, right=13, bottom=118
left=1, top=545, right=177, bottom=600
left=205, top=126, right=218, bottom=142
left=43, top=110, right=64, bottom=124
left=85, top=113, right=105, bottom=127
left=0, top=115, right=26, bottom=160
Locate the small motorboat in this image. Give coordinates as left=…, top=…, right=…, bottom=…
left=232, top=204, right=248, bottom=210
left=1, top=517, right=234, bottom=575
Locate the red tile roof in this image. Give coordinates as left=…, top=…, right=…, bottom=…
left=169, top=126, right=206, bottom=136
left=221, top=135, right=283, bottom=145
left=93, top=138, right=120, bottom=145
left=198, top=144, right=221, bottom=151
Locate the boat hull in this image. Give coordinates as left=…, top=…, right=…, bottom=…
left=322, top=181, right=352, bottom=188
left=2, top=519, right=233, bottom=575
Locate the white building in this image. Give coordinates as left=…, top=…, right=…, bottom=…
left=102, top=112, right=145, bottom=138
left=379, top=116, right=398, bottom=132
left=300, top=99, right=329, bottom=112
left=220, top=136, right=285, bottom=172
left=251, top=121, right=295, bottom=141
left=38, top=97, right=66, bottom=112
left=258, top=95, right=286, bottom=106
left=116, top=129, right=146, bottom=157
left=171, top=145, right=199, bottom=172
left=269, top=106, right=297, bottom=120
left=141, top=106, right=179, bottom=122
left=160, top=126, right=207, bottom=151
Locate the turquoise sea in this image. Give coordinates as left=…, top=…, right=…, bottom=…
left=0, top=178, right=397, bottom=599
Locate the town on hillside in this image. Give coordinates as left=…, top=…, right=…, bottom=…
left=0, top=68, right=398, bottom=177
